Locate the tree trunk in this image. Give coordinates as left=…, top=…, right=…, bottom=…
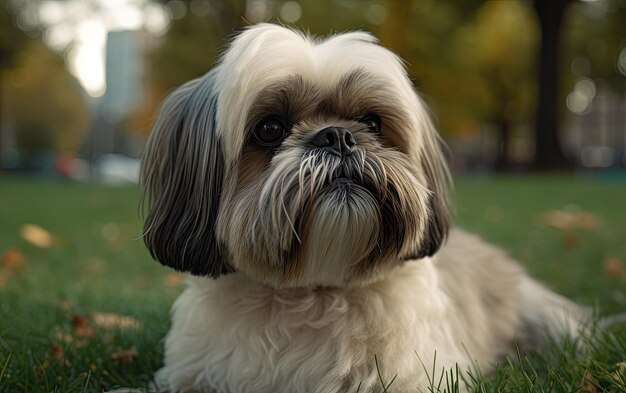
left=495, top=116, right=511, bottom=172
left=532, top=0, right=573, bottom=171
left=0, top=66, right=3, bottom=167
left=489, top=71, right=513, bottom=172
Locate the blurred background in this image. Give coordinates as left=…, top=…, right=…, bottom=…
left=1, top=0, right=625, bottom=179
left=1, top=1, right=626, bottom=390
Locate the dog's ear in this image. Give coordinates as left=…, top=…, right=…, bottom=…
left=140, top=71, right=233, bottom=277
left=415, top=108, right=451, bottom=259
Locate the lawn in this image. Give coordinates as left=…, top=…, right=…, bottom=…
left=0, top=175, right=624, bottom=392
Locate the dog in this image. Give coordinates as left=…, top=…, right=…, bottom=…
left=140, top=24, right=586, bottom=392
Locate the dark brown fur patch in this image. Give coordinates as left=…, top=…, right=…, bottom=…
left=246, top=75, right=321, bottom=136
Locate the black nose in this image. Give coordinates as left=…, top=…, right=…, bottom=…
left=309, top=127, right=356, bottom=156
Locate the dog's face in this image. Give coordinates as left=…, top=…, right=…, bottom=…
left=141, top=24, right=449, bottom=288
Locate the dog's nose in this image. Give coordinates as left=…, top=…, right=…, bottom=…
left=310, top=127, right=356, bottom=156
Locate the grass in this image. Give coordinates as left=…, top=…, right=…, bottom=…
left=0, top=175, right=625, bottom=392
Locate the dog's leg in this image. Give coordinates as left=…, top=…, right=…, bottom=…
left=515, top=276, right=590, bottom=351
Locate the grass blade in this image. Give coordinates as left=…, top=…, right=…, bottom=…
left=0, top=353, right=11, bottom=384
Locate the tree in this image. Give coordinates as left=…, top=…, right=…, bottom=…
left=454, top=1, right=537, bottom=171
left=532, top=0, right=573, bottom=171
left=563, top=0, right=626, bottom=91
left=379, top=0, right=535, bottom=170
left=133, top=0, right=247, bottom=135
left=5, top=41, right=88, bottom=152
left=0, top=3, right=28, bottom=160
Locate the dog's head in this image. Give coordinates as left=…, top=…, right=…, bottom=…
left=141, top=24, right=449, bottom=288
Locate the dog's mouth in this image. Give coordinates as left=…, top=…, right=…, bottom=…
left=325, top=169, right=359, bottom=192
left=296, top=150, right=371, bottom=197
left=329, top=163, right=362, bottom=185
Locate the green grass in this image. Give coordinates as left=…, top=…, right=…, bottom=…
left=0, top=175, right=625, bottom=392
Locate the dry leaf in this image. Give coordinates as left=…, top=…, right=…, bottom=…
left=0, top=248, right=24, bottom=287
left=581, top=370, right=600, bottom=393
left=603, top=256, right=624, bottom=278
left=1, top=248, right=24, bottom=269
left=73, top=314, right=95, bottom=338
left=50, top=344, right=70, bottom=366
left=578, top=212, right=602, bottom=229
left=562, top=232, right=579, bottom=249
left=92, top=312, right=142, bottom=330
left=111, top=347, right=138, bottom=363
left=20, top=224, right=53, bottom=248
left=538, top=210, right=602, bottom=231
left=611, top=362, right=626, bottom=383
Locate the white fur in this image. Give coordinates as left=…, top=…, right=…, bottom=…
left=213, top=24, right=426, bottom=165
left=156, top=230, right=583, bottom=392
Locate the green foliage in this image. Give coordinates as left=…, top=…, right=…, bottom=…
left=0, top=3, right=26, bottom=69
left=143, top=0, right=541, bottom=139
left=140, top=0, right=626, bottom=170
left=0, top=176, right=624, bottom=391
left=564, top=0, right=626, bottom=89
left=149, top=13, right=219, bottom=90
left=147, top=0, right=247, bottom=93
left=452, top=2, right=538, bottom=123
left=4, top=41, right=88, bottom=152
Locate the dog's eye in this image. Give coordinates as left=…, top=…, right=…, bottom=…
left=360, top=114, right=382, bottom=134
left=253, top=118, right=287, bottom=147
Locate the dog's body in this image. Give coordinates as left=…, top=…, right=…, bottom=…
left=156, top=230, right=583, bottom=392
left=141, top=24, right=586, bottom=392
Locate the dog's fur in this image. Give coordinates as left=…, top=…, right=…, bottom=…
left=140, top=24, right=586, bottom=392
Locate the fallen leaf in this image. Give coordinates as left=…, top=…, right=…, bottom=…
left=581, top=370, right=600, bottom=393
left=611, top=362, right=626, bottom=383
left=111, top=347, right=138, bottom=363
left=537, top=210, right=602, bottom=231
left=578, top=212, right=602, bottom=229
left=603, top=256, right=624, bottom=278
left=1, top=248, right=24, bottom=269
left=20, top=224, right=53, bottom=248
left=0, top=248, right=24, bottom=287
left=50, top=344, right=70, bottom=366
left=73, top=314, right=95, bottom=338
left=562, top=232, right=579, bottom=249
left=92, top=312, right=142, bottom=330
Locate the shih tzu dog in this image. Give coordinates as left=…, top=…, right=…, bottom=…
left=140, top=24, right=586, bottom=392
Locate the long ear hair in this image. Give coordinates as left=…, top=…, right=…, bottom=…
left=414, top=97, right=451, bottom=259
left=140, top=70, right=233, bottom=277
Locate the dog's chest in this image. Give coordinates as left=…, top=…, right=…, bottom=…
left=164, top=267, right=463, bottom=392
left=209, top=287, right=386, bottom=391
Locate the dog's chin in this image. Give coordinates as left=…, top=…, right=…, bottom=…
left=229, top=176, right=406, bottom=289
left=296, top=179, right=383, bottom=287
